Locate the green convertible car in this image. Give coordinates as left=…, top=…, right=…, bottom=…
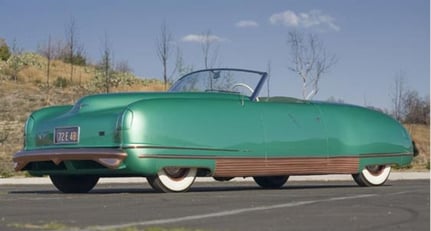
left=13, top=68, right=415, bottom=193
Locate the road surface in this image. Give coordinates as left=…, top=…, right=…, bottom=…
left=0, top=179, right=429, bottom=231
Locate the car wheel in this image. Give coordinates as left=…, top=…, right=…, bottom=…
left=253, top=176, right=289, bottom=189
left=49, top=175, right=99, bottom=193
left=147, top=167, right=197, bottom=193
left=352, top=165, right=391, bottom=187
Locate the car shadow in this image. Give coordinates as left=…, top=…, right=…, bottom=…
left=8, top=186, right=155, bottom=195
left=7, top=181, right=380, bottom=195
left=190, top=183, right=369, bottom=193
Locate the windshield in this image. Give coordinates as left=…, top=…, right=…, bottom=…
left=169, top=68, right=267, bottom=101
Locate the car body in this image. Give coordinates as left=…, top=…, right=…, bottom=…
left=13, top=68, right=414, bottom=193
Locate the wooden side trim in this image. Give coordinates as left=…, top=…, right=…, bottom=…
left=214, top=157, right=359, bottom=177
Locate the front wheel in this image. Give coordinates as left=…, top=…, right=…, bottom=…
left=352, top=165, right=391, bottom=187
left=253, top=176, right=289, bottom=189
left=147, top=167, right=197, bottom=193
left=50, top=175, right=99, bottom=193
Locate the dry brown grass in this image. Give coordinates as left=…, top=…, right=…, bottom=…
left=16, top=57, right=95, bottom=84
left=403, top=124, right=430, bottom=170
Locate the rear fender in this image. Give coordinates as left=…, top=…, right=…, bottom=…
left=25, top=105, right=73, bottom=148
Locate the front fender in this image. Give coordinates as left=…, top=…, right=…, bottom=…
left=318, top=103, right=413, bottom=168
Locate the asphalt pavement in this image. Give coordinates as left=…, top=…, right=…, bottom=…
left=0, top=180, right=429, bottom=231
left=0, top=173, right=429, bottom=231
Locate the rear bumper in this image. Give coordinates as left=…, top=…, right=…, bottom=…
left=13, top=148, right=128, bottom=171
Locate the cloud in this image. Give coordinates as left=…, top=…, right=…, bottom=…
left=181, top=34, right=225, bottom=43
left=270, top=10, right=299, bottom=26
left=235, top=20, right=259, bottom=28
left=270, top=10, right=340, bottom=31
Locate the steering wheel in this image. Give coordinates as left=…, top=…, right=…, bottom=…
left=230, top=83, right=259, bottom=102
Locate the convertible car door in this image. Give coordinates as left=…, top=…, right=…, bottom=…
left=260, top=99, right=329, bottom=175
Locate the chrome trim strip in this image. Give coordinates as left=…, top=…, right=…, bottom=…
left=138, top=152, right=413, bottom=160
left=139, top=154, right=219, bottom=159
left=358, top=152, right=414, bottom=158
left=123, top=145, right=242, bottom=152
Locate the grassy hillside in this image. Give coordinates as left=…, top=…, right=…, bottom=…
left=0, top=53, right=165, bottom=177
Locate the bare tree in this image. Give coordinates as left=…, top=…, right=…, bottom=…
left=65, top=17, right=85, bottom=83
left=115, top=60, right=132, bottom=73
left=266, top=60, right=272, bottom=99
left=391, top=71, right=406, bottom=121
left=390, top=73, right=429, bottom=124
left=156, top=21, right=174, bottom=90
left=287, top=31, right=337, bottom=100
left=38, top=34, right=53, bottom=88
left=402, top=90, right=430, bottom=124
left=65, top=18, right=76, bottom=82
left=201, top=30, right=219, bottom=69
left=9, top=38, right=23, bottom=82
left=99, top=32, right=113, bottom=93
left=174, top=46, right=193, bottom=82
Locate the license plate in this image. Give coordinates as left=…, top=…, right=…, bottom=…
left=54, top=127, right=80, bottom=144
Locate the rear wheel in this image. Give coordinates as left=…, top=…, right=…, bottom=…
left=50, top=175, right=99, bottom=193
left=352, top=165, right=391, bottom=187
left=253, top=176, right=289, bottom=189
left=147, top=167, right=197, bottom=193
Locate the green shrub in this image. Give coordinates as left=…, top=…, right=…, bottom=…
left=0, top=44, right=11, bottom=61
left=54, top=77, right=69, bottom=88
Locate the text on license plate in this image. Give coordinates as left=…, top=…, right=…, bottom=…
left=54, top=127, right=79, bottom=144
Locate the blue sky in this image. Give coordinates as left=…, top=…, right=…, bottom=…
left=0, top=0, right=429, bottom=110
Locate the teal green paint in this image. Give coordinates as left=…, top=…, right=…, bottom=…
left=260, top=100, right=327, bottom=157
left=20, top=91, right=413, bottom=177
left=318, top=102, right=412, bottom=156
left=124, top=96, right=264, bottom=158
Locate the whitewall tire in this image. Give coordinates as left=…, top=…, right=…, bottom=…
left=352, top=165, right=391, bottom=187
left=147, top=167, right=197, bottom=193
